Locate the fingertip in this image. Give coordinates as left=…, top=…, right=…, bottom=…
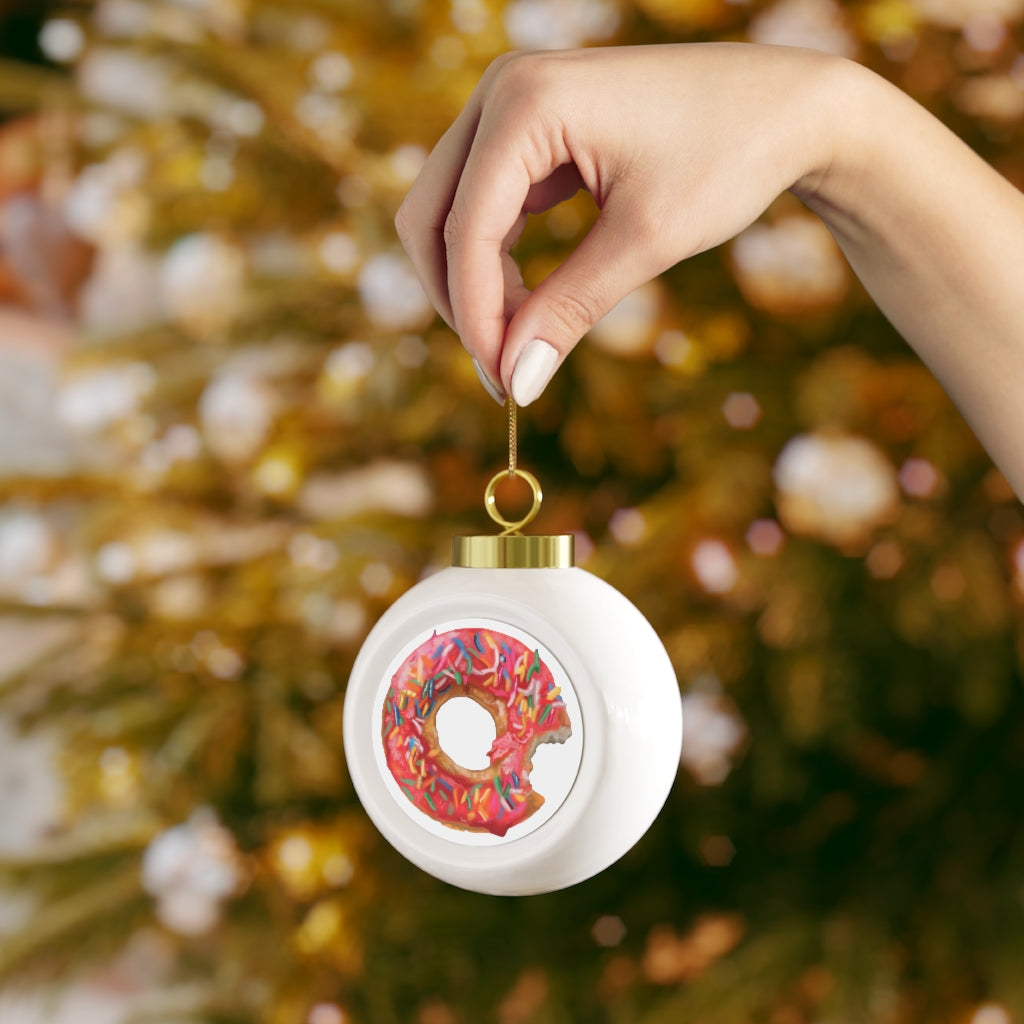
left=499, top=289, right=575, bottom=404
left=509, top=338, right=560, bottom=407
left=472, top=357, right=507, bottom=405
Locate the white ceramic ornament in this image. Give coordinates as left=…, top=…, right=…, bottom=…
left=344, top=412, right=682, bottom=896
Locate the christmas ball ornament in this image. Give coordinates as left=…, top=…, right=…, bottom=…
left=344, top=402, right=682, bottom=895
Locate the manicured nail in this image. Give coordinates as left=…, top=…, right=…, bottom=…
left=472, top=358, right=506, bottom=405
left=510, top=339, right=559, bottom=407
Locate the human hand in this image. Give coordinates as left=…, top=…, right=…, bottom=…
left=395, top=43, right=846, bottom=405
left=398, top=41, right=1024, bottom=499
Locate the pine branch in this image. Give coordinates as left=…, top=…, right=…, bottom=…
left=0, top=864, right=145, bottom=982
left=0, top=60, right=76, bottom=114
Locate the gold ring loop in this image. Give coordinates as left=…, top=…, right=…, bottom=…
left=484, top=468, right=542, bottom=535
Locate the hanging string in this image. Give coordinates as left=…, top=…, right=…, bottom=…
left=485, top=396, right=540, bottom=534
left=507, top=396, right=517, bottom=478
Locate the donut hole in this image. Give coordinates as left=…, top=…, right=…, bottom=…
left=435, top=696, right=497, bottom=771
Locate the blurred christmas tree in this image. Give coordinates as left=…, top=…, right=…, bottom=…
left=1, top=0, right=1023, bottom=1022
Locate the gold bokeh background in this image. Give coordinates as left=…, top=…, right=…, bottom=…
left=1, top=1, right=1023, bottom=1022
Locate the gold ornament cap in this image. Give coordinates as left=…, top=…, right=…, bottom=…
left=451, top=467, right=574, bottom=569
left=452, top=532, right=575, bottom=569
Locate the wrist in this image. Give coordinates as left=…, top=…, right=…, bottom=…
left=788, top=54, right=878, bottom=215
left=790, top=56, right=954, bottom=257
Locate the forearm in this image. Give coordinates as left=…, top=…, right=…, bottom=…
left=795, top=60, right=1024, bottom=497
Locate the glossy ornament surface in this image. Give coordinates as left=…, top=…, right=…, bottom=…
left=344, top=558, right=682, bottom=895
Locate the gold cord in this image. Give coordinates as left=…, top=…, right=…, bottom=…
left=507, top=396, right=517, bottom=478
left=480, top=397, right=541, bottom=535
left=460, top=397, right=572, bottom=564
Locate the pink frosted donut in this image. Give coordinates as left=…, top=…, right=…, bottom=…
left=381, top=626, right=572, bottom=837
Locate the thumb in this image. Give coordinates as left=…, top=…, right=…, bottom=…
left=500, top=209, right=655, bottom=406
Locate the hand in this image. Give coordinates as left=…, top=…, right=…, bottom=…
left=395, top=43, right=845, bottom=405
left=397, top=42, right=1024, bottom=499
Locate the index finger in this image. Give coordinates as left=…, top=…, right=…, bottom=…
left=445, top=94, right=568, bottom=382
left=394, top=55, right=520, bottom=331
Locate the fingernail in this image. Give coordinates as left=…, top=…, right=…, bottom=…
left=472, top=358, right=506, bottom=405
left=510, top=339, right=559, bottom=407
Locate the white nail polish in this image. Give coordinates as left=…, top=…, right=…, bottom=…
left=511, top=339, right=559, bottom=407
left=472, top=358, right=506, bottom=405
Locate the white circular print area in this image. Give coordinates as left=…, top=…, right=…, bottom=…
left=373, top=618, right=584, bottom=846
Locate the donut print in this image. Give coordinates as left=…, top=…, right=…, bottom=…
left=380, top=626, right=573, bottom=837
